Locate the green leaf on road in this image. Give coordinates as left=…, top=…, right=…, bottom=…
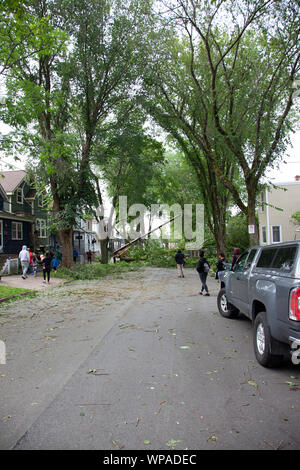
left=166, top=439, right=182, bottom=448
left=247, top=380, right=257, bottom=387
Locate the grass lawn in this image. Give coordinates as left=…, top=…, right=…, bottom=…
left=0, top=285, right=34, bottom=301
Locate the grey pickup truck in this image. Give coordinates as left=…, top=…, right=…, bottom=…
left=217, top=241, right=300, bottom=367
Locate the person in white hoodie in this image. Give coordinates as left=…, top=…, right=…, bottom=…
left=19, top=245, right=30, bottom=279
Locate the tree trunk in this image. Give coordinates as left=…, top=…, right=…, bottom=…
left=100, top=238, right=109, bottom=264
left=247, top=188, right=259, bottom=246
left=59, top=228, right=73, bottom=268
left=216, top=219, right=227, bottom=255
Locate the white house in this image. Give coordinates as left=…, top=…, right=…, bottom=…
left=258, top=176, right=300, bottom=245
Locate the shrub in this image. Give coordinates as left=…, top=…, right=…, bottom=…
left=54, top=261, right=142, bottom=280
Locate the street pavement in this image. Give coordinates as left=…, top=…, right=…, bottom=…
left=0, top=267, right=299, bottom=450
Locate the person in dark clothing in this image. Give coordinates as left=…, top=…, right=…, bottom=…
left=231, top=247, right=241, bottom=269
left=42, top=252, right=52, bottom=284
left=196, top=250, right=210, bottom=296
left=175, top=249, right=185, bottom=278
left=216, top=252, right=226, bottom=281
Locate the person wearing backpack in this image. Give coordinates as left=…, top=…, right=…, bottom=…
left=175, top=249, right=185, bottom=278
left=215, top=252, right=226, bottom=281
left=196, top=250, right=210, bottom=296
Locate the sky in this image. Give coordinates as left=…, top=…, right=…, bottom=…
left=264, top=132, right=300, bottom=184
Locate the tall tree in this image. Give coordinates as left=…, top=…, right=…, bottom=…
left=1, top=0, right=153, bottom=266
left=141, top=31, right=237, bottom=252
left=155, top=0, right=300, bottom=245
left=91, top=106, right=165, bottom=262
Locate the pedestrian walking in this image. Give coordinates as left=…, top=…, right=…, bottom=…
left=215, top=252, right=226, bottom=281
left=73, top=248, right=78, bottom=263
left=19, top=245, right=30, bottom=279
left=87, top=250, right=92, bottom=264
left=28, top=248, right=33, bottom=275
left=231, top=247, right=241, bottom=269
left=196, top=250, right=210, bottom=296
left=51, top=254, right=59, bottom=273
left=32, top=252, right=38, bottom=277
left=42, top=252, right=52, bottom=284
left=175, top=249, right=185, bottom=278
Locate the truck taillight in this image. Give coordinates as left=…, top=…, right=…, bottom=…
left=289, top=287, right=300, bottom=321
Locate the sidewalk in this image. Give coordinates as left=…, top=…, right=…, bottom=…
left=0, top=273, right=68, bottom=291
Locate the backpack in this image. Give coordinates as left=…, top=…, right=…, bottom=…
left=204, top=262, right=210, bottom=273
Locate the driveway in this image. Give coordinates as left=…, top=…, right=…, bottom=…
left=0, top=267, right=299, bottom=450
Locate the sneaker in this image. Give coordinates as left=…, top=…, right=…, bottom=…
left=199, top=292, right=203, bottom=295
left=205, top=293, right=210, bottom=296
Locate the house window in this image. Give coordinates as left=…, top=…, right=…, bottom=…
left=17, top=188, right=23, bottom=204
left=12, top=222, right=23, bottom=240
left=36, top=219, right=47, bottom=238
left=272, top=225, right=281, bottom=243
left=262, top=226, right=267, bottom=243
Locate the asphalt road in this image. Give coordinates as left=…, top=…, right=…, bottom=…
left=0, top=267, right=299, bottom=450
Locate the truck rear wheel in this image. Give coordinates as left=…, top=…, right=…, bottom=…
left=253, top=312, right=284, bottom=368
left=217, top=288, right=239, bottom=319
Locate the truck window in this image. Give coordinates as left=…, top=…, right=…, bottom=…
left=244, top=249, right=257, bottom=269
left=256, top=248, right=277, bottom=268
left=272, top=246, right=297, bottom=271
left=233, top=252, right=249, bottom=272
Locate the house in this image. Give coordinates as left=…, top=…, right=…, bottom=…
left=258, top=176, right=300, bottom=245
left=49, top=216, right=101, bottom=263
left=0, top=170, right=49, bottom=262
left=72, top=217, right=100, bottom=263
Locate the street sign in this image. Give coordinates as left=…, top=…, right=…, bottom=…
left=248, top=225, right=255, bottom=234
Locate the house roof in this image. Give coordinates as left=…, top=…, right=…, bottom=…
left=0, top=170, right=26, bottom=193
left=0, top=182, right=8, bottom=201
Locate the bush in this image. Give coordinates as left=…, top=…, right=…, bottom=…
left=54, top=261, right=142, bottom=280
left=125, top=240, right=217, bottom=271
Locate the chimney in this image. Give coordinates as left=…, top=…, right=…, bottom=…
left=295, top=175, right=300, bottom=181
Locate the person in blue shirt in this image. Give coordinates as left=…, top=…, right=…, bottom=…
left=51, top=254, right=59, bottom=273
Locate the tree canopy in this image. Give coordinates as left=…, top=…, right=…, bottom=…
left=1, top=0, right=299, bottom=262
